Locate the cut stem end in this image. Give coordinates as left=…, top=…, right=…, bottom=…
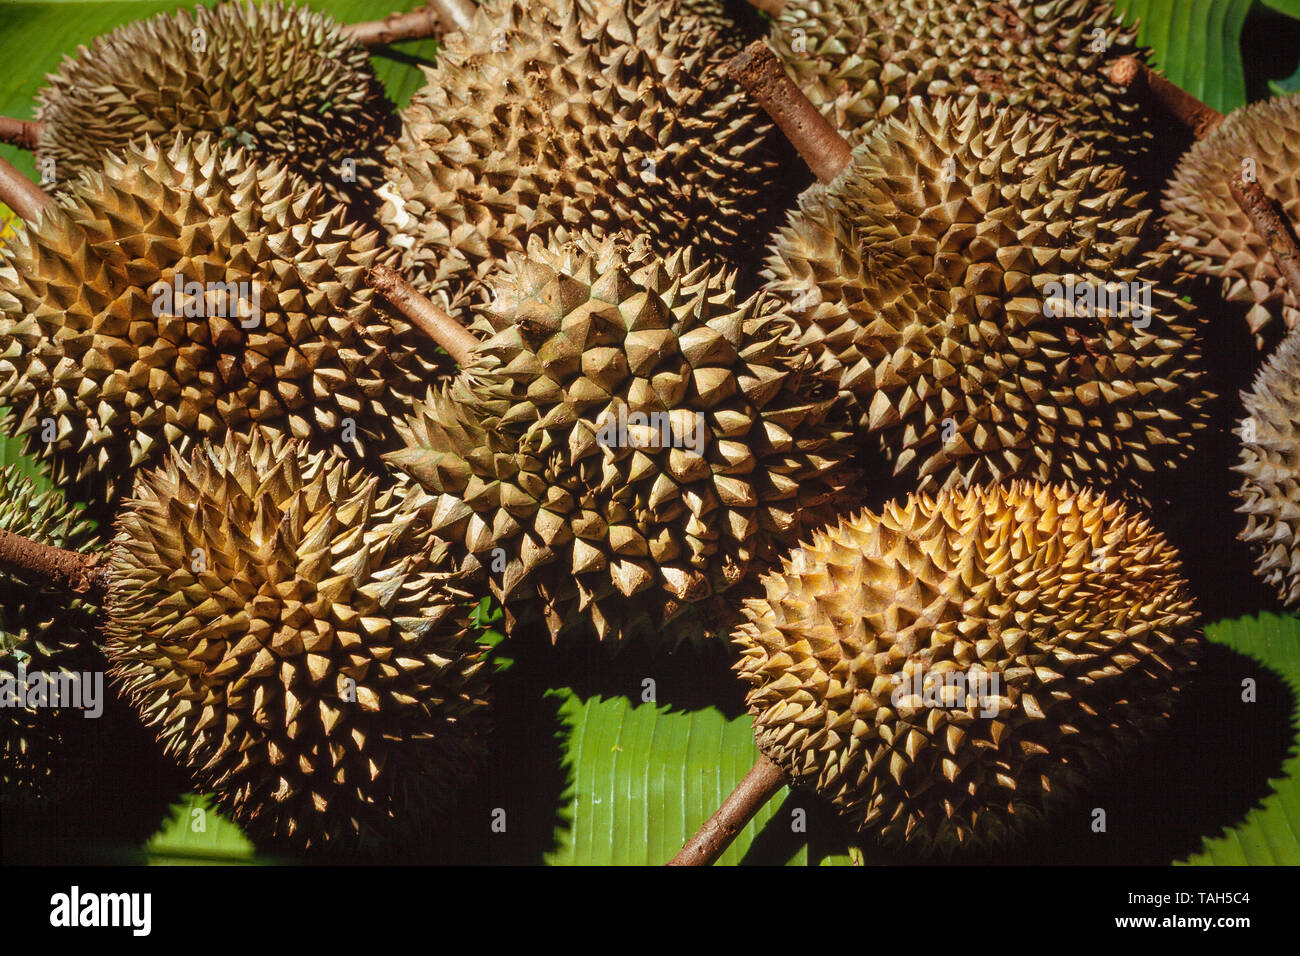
left=341, top=0, right=475, bottom=45
left=726, top=40, right=853, bottom=185
left=1109, top=56, right=1224, bottom=140
left=366, top=264, right=479, bottom=367
left=0, top=116, right=42, bottom=151
left=0, top=529, right=109, bottom=603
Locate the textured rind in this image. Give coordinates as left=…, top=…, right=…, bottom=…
left=389, top=234, right=857, bottom=646
left=1235, top=329, right=1300, bottom=604
left=769, top=0, right=1150, bottom=169
left=765, top=100, right=1209, bottom=497
left=0, top=136, right=436, bottom=511
left=379, top=0, right=784, bottom=317
left=1163, top=93, right=1300, bottom=338
left=581, top=0, right=761, bottom=56
left=33, top=0, right=396, bottom=213
left=0, top=464, right=101, bottom=810
left=734, top=482, right=1200, bottom=853
left=104, top=430, right=491, bottom=850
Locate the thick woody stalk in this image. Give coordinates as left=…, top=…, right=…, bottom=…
left=1109, top=56, right=1224, bottom=140
left=727, top=40, right=853, bottom=184
left=744, top=0, right=788, bottom=15
left=1113, top=56, right=1300, bottom=324
left=0, top=529, right=109, bottom=602
left=668, top=755, right=787, bottom=866
left=366, top=265, right=479, bottom=367
left=1231, top=173, right=1300, bottom=329
left=0, top=156, right=51, bottom=223
left=0, top=116, right=42, bottom=150
left=341, top=0, right=475, bottom=44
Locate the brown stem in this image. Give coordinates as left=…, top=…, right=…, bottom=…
left=0, top=529, right=110, bottom=602
left=0, top=116, right=42, bottom=151
left=340, top=0, right=475, bottom=45
left=744, top=0, right=788, bottom=15
left=1231, top=173, right=1300, bottom=330
left=0, top=156, right=51, bottom=224
left=668, top=754, right=787, bottom=866
left=366, top=265, right=478, bottom=367
left=728, top=41, right=853, bottom=184
left=1109, top=56, right=1224, bottom=140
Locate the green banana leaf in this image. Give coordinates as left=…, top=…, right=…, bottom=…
left=1114, top=0, right=1255, bottom=112
left=1177, top=614, right=1300, bottom=865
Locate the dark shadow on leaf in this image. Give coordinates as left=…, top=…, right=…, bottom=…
left=369, top=44, right=439, bottom=73
left=506, top=623, right=750, bottom=721
left=2, top=682, right=186, bottom=865
left=1240, top=5, right=1300, bottom=102
left=378, top=624, right=569, bottom=864
left=733, top=637, right=1295, bottom=866
left=737, top=790, right=806, bottom=866
left=1158, top=279, right=1280, bottom=622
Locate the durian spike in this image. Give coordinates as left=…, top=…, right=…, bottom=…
left=0, top=117, right=41, bottom=150
left=0, top=156, right=49, bottom=223
left=340, top=0, right=476, bottom=44
left=367, top=264, right=479, bottom=367
left=0, top=529, right=109, bottom=600
left=1109, top=56, right=1224, bottom=139
left=669, top=755, right=786, bottom=866
left=727, top=40, right=852, bottom=184
left=1111, top=57, right=1300, bottom=319
left=1230, top=173, right=1300, bottom=328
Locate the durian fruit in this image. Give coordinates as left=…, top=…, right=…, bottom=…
left=105, top=429, right=491, bottom=850
left=390, top=234, right=856, bottom=645
left=0, top=135, right=434, bottom=512
left=734, top=482, right=1200, bottom=852
left=765, top=99, right=1209, bottom=496
left=768, top=0, right=1151, bottom=170
left=30, top=1, right=396, bottom=213
left=583, top=0, right=763, bottom=57
left=1164, top=92, right=1300, bottom=339
left=0, top=462, right=102, bottom=811
left=380, top=0, right=787, bottom=317
left=1235, top=328, right=1300, bottom=605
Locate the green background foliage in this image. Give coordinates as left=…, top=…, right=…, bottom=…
left=2, top=0, right=1299, bottom=866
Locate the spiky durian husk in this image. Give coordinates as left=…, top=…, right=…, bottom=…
left=582, top=0, right=762, bottom=56
left=0, top=136, right=434, bottom=512
left=1164, top=93, right=1300, bottom=338
left=765, top=100, right=1209, bottom=496
left=0, top=464, right=101, bottom=810
left=1235, top=329, right=1300, bottom=604
left=104, top=430, right=490, bottom=850
left=735, top=482, right=1199, bottom=853
left=769, top=0, right=1149, bottom=169
left=32, top=1, right=396, bottom=213
left=390, top=235, right=856, bottom=645
left=379, top=0, right=784, bottom=317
